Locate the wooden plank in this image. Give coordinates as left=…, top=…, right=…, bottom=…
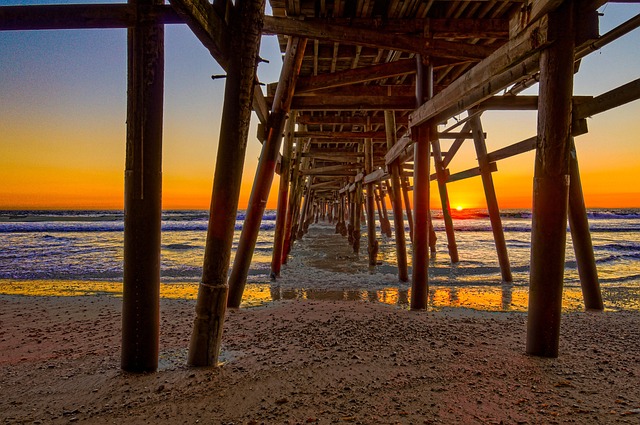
left=363, top=168, right=387, bottom=184
left=296, top=114, right=409, bottom=125
left=284, top=96, right=416, bottom=111
left=252, top=88, right=269, bottom=125
left=262, top=16, right=494, bottom=60
left=410, top=15, right=550, bottom=128
left=277, top=17, right=509, bottom=38
left=385, top=134, right=412, bottom=165
left=447, top=162, right=498, bottom=183
left=295, top=59, right=416, bottom=93
left=0, top=4, right=181, bottom=31
left=574, top=78, right=640, bottom=119
left=292, top=84, right=416, bottom=98
left=295, top=131, right=385, bottom=139
left=169, top=0, right=229, bottom=68
left=487, top=136, right=537, bottom=163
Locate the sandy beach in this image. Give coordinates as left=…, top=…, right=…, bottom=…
left=1, top=293, right=639, bottom=424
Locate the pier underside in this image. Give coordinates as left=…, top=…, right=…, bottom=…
left=2, top=0, right=640, bottom=370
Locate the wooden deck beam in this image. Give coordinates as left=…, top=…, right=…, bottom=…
left=263, top=16, right=494, bottom=60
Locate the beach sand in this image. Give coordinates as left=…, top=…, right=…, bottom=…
left=1, top=294, right=639, bottom=424
left=2, top=222, right=640, bottom=424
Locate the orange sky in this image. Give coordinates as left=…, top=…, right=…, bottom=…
left=1, top=3, right=639, bottom=211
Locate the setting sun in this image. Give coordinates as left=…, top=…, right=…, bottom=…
left=456, top=206, right=464, bottom=211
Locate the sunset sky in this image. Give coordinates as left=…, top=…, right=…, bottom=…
left=1, top=1, right=639, bottom=210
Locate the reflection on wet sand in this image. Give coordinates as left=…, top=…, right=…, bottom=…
left=1, top=279, right=637, bottom=312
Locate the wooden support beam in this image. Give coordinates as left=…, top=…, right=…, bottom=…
left=385, top=134, right=412, bottom=165
left=262, top=16, right=494, bottom=60
left=227, top=36, right=308, bottom=308
left=432, top=136, right=459, bottom=263
left=188, top=0, right=264, bottom=367
left=282, top=131, right=306, bottom=263
left=411, top=122, right=430, bottom=310
left=447, top=163, right=498, bottom=183
left=574, top=78, right=640, bottom=119
left=278, top=96, right=417, bottom=111
left=0, top=3, right=182, bottom=30
left=385, top=111, right=409, bottom=282
left=486, top=136, right=537, bottom=163
left=302, top=164, right=358, bottom=175
left=568, top=141, right=604, bottom=311
left=297, top=114, right=409, bottom=126
left=270, top=115, right=295, bottom=279
left=295, top=59, right=416, bottom=93
left=169, top=0, right=229, bottom=68
left=363, top=168, right=387, bottom=184
left=275, top=17, right=509, bottom=39
left=410, top=15, right=550, bottom=128
left=365, top=126, right=379, bottom=266
left=470, top=113, right=512, bottom=283
left=122, top=0, right=165, bottom=374
left=442, top=122, right=472, bottom=168
left=527, top=0, right=576, bottom=358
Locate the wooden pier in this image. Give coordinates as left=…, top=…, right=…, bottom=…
left=2, top=0, right=640, bottom=370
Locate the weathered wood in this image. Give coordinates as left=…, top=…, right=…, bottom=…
left=227, top=37, right=307, bottom=308
left=282, top=96, right=417, bottom=111
left=401, top=176, right=414, bottom=242
left=301, top=164, right=358, bottom=175
left=410, top=123, right=430, bottom=310
left=410, top=15, right=550, bottom=128
left=282, top=134, right=306, bottom=264
left=271, top=17, right=509, bottom=38
left=270, top=115, right=296, bottom=279
left=574, top=78, right=640, bottom=119
left=122, top=0, right=164, bottom=374
left=470, top=113, right=512, bottom=283
left=188, top=0, right=264, bottom=367
left=447, top=163, right=497, bottom=183
left=527, top=0, right=576, bottom=358
left=296, top=114, right=409, bottom=126
left=378, top=183, right=393, bottom=238
left=363, top=168, right=387, bottom=184
left=295, top=59, right=416, bottom=93
left=487, top=136, right=537, bottom=163
left=262, top=16, right=494, bottom=60
left=0, top=3, right=181, bottom=30
left=385, top=111, right=408, bottom=282
left=385, top=134, right=412, bottom=165
left=432, top=137, right=459, bottom=263
left=568, top=141, right=604, bottom=311
left=365, top=128, right=378, bottom=266
left=442, top=122, right=472, bottom=168
left=169, top=0, right=229, bottom=68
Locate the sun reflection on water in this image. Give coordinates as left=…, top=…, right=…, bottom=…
left=3, top=279, right=635, bottom=312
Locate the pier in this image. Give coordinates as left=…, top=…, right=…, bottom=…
left=2, top=0, right=640, bottom=371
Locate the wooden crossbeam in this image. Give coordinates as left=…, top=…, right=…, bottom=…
left=283, top=17, right=509, bottom=39
left=363, top=168, right=388, bottom=184
left=295, top=59, right=416, bottom=93
left=0, top=4, right=181, bottom=31
left=281, top=96, right=417, bottom=111
left=410, top=15, right=550, bottom=128
left=296, top=114, right=409, bottom=126
left=574, top=78, right=640, bottom=119
left=287, top=84, right=416, bottom=98
left=168, top=0, right=229, bottom=68
left=385, top=134, right=412, bottom=165
left=447, top=163, right=498, bottom=183
left=301, top=164, right=359, bottom=175
left=262, top=16, right=495, bottom=60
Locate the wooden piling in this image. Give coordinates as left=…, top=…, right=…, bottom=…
left=401, top=176, right=414, bottom=242
left=227, top=37, right=307, bottom=308
left=410, top=57, right=432, bottom=310
left=568, top=141, right=604, bottom=311
left=470, top=113, right=512, bottom=282
left=378, top=183, right=392, bottom=237
left=385, top=111, right=408, bottom=282
left=431, top=138, right=459, bottom=262
left=271, top=115, right=296, bottom=278
left=282, top=132, right=304, bottom=264
left=188, top=0, right=265, bottom=367
left=121, top=0, right=164, bottom=373
left=365, top=127, right=379, bottom=265
left=527, top=0, right=575, bottom=358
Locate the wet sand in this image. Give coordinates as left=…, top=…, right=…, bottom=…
left=1, top=295, right=639, bottom=424
left=2, top=221, right=640, bottom=424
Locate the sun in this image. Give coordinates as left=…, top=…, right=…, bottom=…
left=456, top=206, right=464, bottom=211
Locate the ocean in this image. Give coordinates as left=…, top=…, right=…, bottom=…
left=0, top=209, right=639, bottom=311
